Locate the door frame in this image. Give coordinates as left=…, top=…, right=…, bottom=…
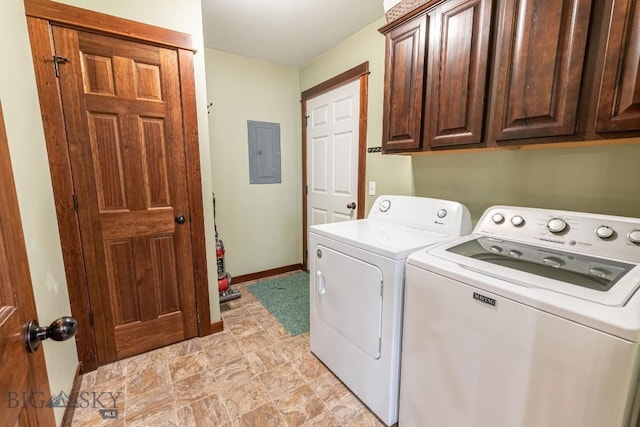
left=25, top=0, right=211, bottom=371
left=301, top=62, right=369, bottom=270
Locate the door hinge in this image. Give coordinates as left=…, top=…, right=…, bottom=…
left=305, top=185, right=308, bottom=195
left=72, top=194, right=78, bottom=211
left=52, top=55, right=69, bottom=78
left=89, top=312, right=94, bottom=327
left=305, top=115, right=310, bottom=127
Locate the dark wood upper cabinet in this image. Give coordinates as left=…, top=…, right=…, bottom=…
left=382, top=14, right=428, bottom=152
left=380, top=0, right=640, bottom=153
left=490, top=0, right=592, bottom=141
left=381, top=0, right=492, bottom=152
left=595, top=0, right=640, bottom=133
left=425, top=0, right=493, bottom=148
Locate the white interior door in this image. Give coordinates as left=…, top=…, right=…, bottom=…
left=306, top=79, right=360, bottom=228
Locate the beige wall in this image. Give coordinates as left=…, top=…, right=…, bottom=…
left=2, top=0, right=216, bottom=423
left=412, top=142, right=640, bottom=224
left=205, top=50, right=302, bottom=276
left=300, top=17, right=414, bottom=215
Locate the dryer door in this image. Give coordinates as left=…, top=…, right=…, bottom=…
left=314, top=244, right=383, bottom=359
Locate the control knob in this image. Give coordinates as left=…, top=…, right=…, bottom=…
left=546, top=218, right=567, bottom=234
left=492, top=213, right=505, bottom=224
left=511, top=215, right=525, bottom=227
left=437, top=209, right=447, bottom=218
left=508, top=250, right=523, bottom=258
left=542, top=256, right=565, bottom=268
left=595, top=226, right=614, bottom=240
left=379, top=199, right=391, bottom=212
left=628, top=229, right=640, bottom=244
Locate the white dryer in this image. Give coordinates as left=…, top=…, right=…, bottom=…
left=309, top=195, right=471, bottom=426
left=401, top=206, right=640, bottom=427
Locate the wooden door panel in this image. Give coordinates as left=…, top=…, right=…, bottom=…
left=596, top=0, right=640, bottom=132
left=0, top=307, right=29, bottom=423
left=116, top=311, right=185, bottom=358
left=53, top=25, right=197, bottom=363
left=0, top=102, right=55, bottom=425
left=491, top=0, right=592, bottom=141
left=425, top=0, right=492, bottom=147
left=87, top=113, right=127, bottom=210
left=382, top=14, right=427, bottom=151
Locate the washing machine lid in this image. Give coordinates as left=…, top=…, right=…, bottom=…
left=310, top=219, right=451, bottom=259
left=413, top=235, right=640, bottom=307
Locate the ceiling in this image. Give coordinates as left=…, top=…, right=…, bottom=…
left=201, top=0, right=385, bottom=68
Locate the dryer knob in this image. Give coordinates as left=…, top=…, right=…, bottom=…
left=595, top=226, right=614, bottom=240
left=492, top=213, right=505, bottom=224
left=546, top=218, right=567, bottom=234
left=379, top=199, right=391, bottom=213
left=628, top=229, right=640, bottom=244
left=437, top=209, right=447, bottom=218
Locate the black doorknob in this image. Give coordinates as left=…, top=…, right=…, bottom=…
left=175, top=214, right=186, bottom=224
left=25, top=316, right=79, bottom=353
left=347, top=202, right=356, bottom=210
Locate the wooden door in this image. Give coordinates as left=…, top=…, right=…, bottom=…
left=490, top=0, right=592, bottom=141
left=0, top=103, right=56, bottom=426
left=595, top=0, right=640, bottom=133
left=424, top=0, right=493, bottom=148
left=51, top=26, right=198, bottom=363
left=306, top=79, right=361, bottom=228
left=382, top=13, right=428, bottom=152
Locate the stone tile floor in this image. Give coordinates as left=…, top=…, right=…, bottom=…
left=70, top=274, right=385, bottom=426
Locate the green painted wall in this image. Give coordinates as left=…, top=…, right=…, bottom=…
left=412, top=142, right=640, bottom=224
left=206, top=50, right=302, bottom=277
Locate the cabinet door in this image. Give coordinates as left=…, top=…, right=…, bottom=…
left=424, top=0, right=493, bottom=148
left=382, top=14, right=427, bottom=151
left=491, top=0, right=592, bottom=141
left=595, top=0, right=640, bottom=133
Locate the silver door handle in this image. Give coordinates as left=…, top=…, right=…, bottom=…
left=347, top=202, right=356, bottom=210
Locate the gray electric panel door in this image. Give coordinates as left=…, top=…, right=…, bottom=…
left=248, top=120, right=281, bottom=184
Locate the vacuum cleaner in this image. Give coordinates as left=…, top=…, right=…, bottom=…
left=213, top=193, right=241, bottom=303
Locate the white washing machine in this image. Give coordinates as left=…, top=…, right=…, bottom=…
left=309, top=195, right=471, bottom=426
left=401, top=206, right=640, bottom=427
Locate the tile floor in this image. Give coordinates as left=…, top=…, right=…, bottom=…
left=70, top=274, right=385, bottom=426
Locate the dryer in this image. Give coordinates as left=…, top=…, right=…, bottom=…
left=309, top=195, right=471, bottom=425
left=401, top=206, right=640, bottom=427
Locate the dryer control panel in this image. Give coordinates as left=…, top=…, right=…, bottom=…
left=476, top=206, right=640, bottom=263
left=368, top=195, right=472, bottom=237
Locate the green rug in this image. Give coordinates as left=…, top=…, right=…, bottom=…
left=247, top=272, right=309, bottom=336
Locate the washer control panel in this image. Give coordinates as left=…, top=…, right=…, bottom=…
left=476, top=206, right=640, bottom=263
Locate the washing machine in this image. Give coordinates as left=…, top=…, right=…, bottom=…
left=401, top=205, right=640, bottom=427
left=309, top=195, right=471, bottom=426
